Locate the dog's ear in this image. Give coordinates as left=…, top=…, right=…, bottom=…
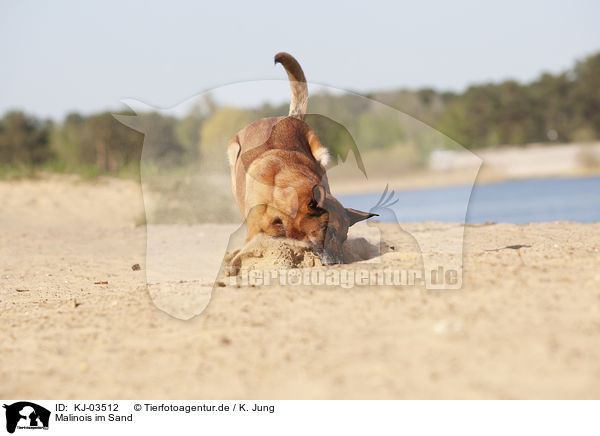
left=310, top=184, right=326, bottom=209
left=346, top=208, right=378, bottom=226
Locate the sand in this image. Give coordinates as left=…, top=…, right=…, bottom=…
left=1, top=175, right=600, bottom=399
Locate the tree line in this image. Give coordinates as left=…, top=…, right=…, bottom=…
left=1, top=52, right=599, bottom=176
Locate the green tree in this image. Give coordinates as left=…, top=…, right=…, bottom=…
left=0, top=111, right=52, bottom=165
left=571, top=53, right=600, bottom=140
left=83, top=112, right=143, bottom=173
left=135, top=112, right=183, bottom=164
left=51, top=112, right=88, bottom=168
left=199, top=107, right=252, bottom=159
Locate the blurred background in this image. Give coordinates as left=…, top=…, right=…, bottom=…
left=1, top=0, right=599, bottom=223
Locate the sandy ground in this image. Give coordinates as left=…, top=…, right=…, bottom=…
left=1, top=175, right=600, bottom=399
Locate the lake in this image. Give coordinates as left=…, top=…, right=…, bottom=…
left=338, top=175, right=600, bottom=224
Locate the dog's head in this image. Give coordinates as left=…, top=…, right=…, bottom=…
left=287, top=184, right=376, bottom=264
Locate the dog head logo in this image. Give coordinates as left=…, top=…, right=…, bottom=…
left=3, top=402, right=50, bottom=434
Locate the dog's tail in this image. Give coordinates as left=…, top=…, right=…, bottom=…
left=275, top=52, right=308, bottom=120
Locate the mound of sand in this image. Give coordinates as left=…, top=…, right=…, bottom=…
left=224, top=232, right=389, bottom=276
left=225, top=234, right=323, bottom=275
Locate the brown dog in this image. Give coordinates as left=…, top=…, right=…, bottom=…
left=227, top=52, right=376, bottom=264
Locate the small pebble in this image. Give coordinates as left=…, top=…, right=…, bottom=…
left=131, top=264, right=141, bottom=271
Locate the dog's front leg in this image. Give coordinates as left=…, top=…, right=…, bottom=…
left=245, top=204, right=286, bottom=242
left=245, top=204, right=268, bottom=243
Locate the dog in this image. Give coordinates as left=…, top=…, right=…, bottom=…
left=226, top=52, right=376, bottom=264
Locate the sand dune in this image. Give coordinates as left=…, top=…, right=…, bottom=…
left=1, top=176, right=599, bottom=399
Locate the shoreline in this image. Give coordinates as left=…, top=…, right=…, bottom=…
left=330, top=142, right=600, bottom=194
left=332, top=168, right=600, bottom=195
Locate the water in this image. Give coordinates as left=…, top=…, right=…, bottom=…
left=337, top=175, right=600, bottom=224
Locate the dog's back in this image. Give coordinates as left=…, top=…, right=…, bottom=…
left=228, top=116, right=325, bottom=215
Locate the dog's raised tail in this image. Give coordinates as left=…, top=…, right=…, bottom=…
left=275, top=52, right=308, bottom=120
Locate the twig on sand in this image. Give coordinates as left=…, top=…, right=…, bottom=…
left=485, top=244, right=531, bottom=252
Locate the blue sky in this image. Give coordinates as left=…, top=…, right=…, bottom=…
left=1, top=0, right=599, bottom=120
